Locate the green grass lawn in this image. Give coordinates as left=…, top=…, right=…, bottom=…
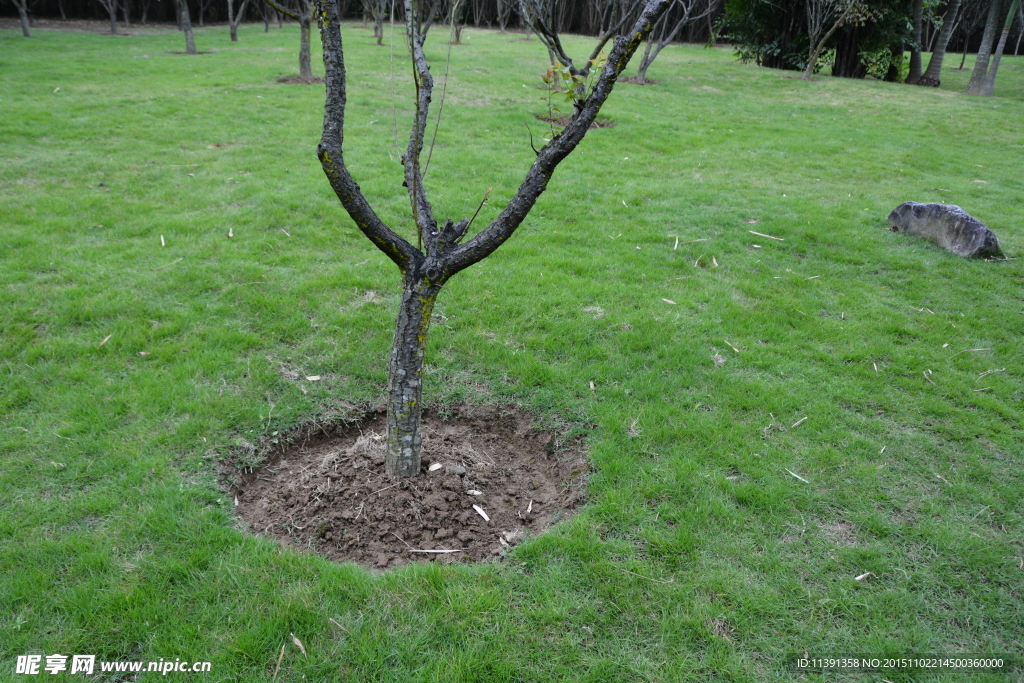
left=1, top=19, right=1022, bottom=682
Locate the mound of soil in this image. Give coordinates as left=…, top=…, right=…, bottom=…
left=276, top=75, right=325, bottom=84
left=227, top=405, right=589, bottom=570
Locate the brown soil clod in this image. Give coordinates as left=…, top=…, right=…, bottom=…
left=226, top=404, right=590, bottom=571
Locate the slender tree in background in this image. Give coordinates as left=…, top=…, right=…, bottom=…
left=315, top=0, right=672, bottom=477
left=908, top=0, right=924, bottom=82
left=495, top=0, right=514, bottom=30
left=978, top=0, right=1021, bottom=92
left=178, top=0, right=198, bottom=52
left=96, top=0, right=120, bottom=33
left=634, top=0, right=722, bottom=83
left=227, top=0, right=250, bottom=40
left=803, top=0, right=857, bottom=78
left=519, top=0, right=642, bottom=74
left=362, top=0, right=388, bottom=43
left=918, top=0, right=963, bottom=84
left=265, top=0, right=315, bottom=79
left=965, top=0, right=1003, bottom=92
left=10, top=0, right=32, bottom=35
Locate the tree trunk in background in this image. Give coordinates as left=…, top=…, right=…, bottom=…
left=385, top=280, right=440, bottom=478
left=966, top=0, right=1003, bottom=92
left=14, top=0, right=31, bottom=36
left=919, top=0, right=963, bottom=84
left=832, top=25, right=867, bottom=77
left=58, top=0, right=68, bottom=20
left=299, top=12, right=313, bottom=78
left=122, top=0, right=131, bottom=27
left=106, top=0, right=118, bottom=33
left=979, top=0, right=1021, bottom=94
left=908, top=0, right=924, bottom=82
left=178, top=0, right=198, bottom=53
left=884, top=41, right=905, bottom=80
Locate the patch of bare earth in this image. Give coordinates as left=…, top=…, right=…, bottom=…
left=535, top=114, right=614, bottom=129
left=619, top=75, right=660, bottom=85
left=226, top=405, right=589, bottom=570
left=276, top=75, right=325, bottom=84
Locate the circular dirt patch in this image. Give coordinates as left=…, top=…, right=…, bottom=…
left=619, top=75, right=660, bottom=85
left=275, top=75, right=325, bottom=84
left=226, top=405, right=590, bottom=570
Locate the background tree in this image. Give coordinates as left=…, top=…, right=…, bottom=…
left=908, top=0, right=924, bottom=81
left=96, top=0, right=119, bottom=33
left=977, top=0, right=1021, bottom=92
left=803, top=0, right=857, bottom=78
left=361, top=0, right=388, bottom=44
left=9, top=0, right=32, bottom=36
left=965, top=0, right=1003, bottom=92
left=265, top=0, right=314, bottom=79
left=227, top=0, right=250, bottom=40
left=917, top=0, right=963, bottom=84
left=316, top=0, right=673, bottom=477
left=634, top=0, right=722, bottom=83
left=178, top=0, right=198, bottom=52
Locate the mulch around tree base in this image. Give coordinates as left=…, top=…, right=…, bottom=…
left=227, top=404, right=590, bottom=570
left=276, top=75, right=325, bottom=84
left=619, top=75, right=660, bottom=85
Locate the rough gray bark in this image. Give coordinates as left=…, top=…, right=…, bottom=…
left=919, top=0, right=963, bottom=84
left=266, top=0, right=315, bottom=78
left=979, top=0, right=1021, bottom=94
left=966, top=0, right=1003, bottom=92
left=316, top=0, right=673, bottom=476
left=908, top=0, right=924, bottom=82
left=13, top=0, right=31, bottom=36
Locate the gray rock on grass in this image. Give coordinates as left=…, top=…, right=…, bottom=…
left=887, top=202, right=1003, bottom=259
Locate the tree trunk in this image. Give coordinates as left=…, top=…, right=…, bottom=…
left=979, top=0, right=1021, bottom=94
left=108, top=1, right=119, bottom=33
left=375, top=15, right=384, bottom=43
left=966, top=0, right=1004, bottom=93
left=299, top=14, right=313, bottom=78
left=909, top=0, right=924, bottom=82
left=179, top=0, right=198, bottom=53
left=15, top=0, right=31, bottom=36
left=385, top=278, right=440, bottom=478
left=884, top=42, right=905, bottom=80
left=229, top=0, right=239, bottom=40
left=57, top=0, right=67, bottom=20
left=919, top=0, right=963, bottom=85
left=122, top=0, right=131, bottom=28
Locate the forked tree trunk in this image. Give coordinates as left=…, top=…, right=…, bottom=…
left=316, top=0, right=674, bottom=477
left=919, top=0, right=963, bottom=85
left=385, top=278, right=441, bottom=477
left=106, top=0, right=119, bottom=33
left=966, top=0, right=1004, bottom=93
left=979, top=0, right=1021, bottom=94
left=179, top=0, right=198, bottom=52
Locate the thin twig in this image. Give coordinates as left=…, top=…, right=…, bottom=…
left=408, top=548, right=462, bottom=553
left=950, top=348, right=992, bottom=357
left=465, top=187, right=492, bottom=232
left=153, top=257, right=184, bottom=270
left=748, top=230, right=784, bottom=241
left=272, top=644, right=285, bottom=682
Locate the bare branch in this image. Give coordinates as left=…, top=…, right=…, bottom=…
left=403, top=0, right=439, bottom=254
left=266, top=0, right=301, bottom=21
left=444, top=0, right=673, bottom=275
left=316, top=0, right=421, bottom=272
